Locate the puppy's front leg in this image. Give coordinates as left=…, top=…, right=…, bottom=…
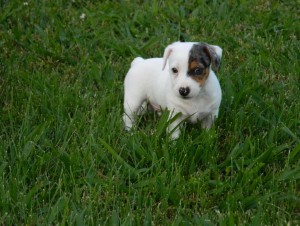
left=123, top=113, right=134, bottom=131
left=201, top=115, right=213, bottom=130
left=201, top=110, right=218, bottom=130
left=167, top=112, right=184, bottom=140
left=123, top=98, right=144, bottom=130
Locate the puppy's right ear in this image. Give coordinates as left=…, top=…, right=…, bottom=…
left=162, top=44, right=173, bottom=70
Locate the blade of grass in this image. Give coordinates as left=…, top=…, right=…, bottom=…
left=99, top=138, right=139, bottom=176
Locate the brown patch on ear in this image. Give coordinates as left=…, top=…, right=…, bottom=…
left=190, top=67, right=210, bottom=85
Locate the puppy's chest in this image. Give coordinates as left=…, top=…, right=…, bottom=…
left=189, top=111, right=210, bottom=123
left=178, top=98, right=213, bottom=121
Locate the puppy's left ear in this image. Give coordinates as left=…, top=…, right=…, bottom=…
left=205, top=45, right=222, bottom=72
left=162, top=44, right=173, bottom=70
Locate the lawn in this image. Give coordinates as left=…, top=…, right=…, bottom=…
left=0, top=0, right=299, bottom=225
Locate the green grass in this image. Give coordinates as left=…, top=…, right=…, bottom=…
left=0, top=0, right=299, bottom=225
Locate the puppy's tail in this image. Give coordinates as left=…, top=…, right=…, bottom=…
left=131, top=57, right=144, bottom=67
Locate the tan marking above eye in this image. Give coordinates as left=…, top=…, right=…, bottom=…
left=189, top=60, right=199, bottom=69
left=189, top=61, right=205, bottom=71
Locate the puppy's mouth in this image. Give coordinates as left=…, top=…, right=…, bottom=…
left=181, top=96, right=192, bottom=100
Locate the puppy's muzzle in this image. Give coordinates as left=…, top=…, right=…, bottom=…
left=179, top=87, right=190, bottom=97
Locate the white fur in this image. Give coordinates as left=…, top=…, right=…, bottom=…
left=123, top=42, right=222, bottom=139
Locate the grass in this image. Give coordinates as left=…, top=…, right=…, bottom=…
left=0, top=0, right=299, bottom=225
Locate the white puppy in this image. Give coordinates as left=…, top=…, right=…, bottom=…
left=123, top=41, right=222, bottom=139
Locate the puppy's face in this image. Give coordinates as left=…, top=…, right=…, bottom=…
left=162, top=42, right=222, bottom=99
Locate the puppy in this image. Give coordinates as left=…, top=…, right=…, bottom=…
left=123, top=41, right=222, bottom=139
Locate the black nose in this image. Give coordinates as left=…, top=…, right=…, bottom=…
left=179, top=87, right=190, bottom=97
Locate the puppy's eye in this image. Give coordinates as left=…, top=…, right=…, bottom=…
left=171, top=68, right=178, bottom=74
left=194, top=67, right=204, bottom=74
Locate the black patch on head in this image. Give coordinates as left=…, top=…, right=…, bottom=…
left=187, top=43, right=212, bottom=79
left=188, top=43, right=221, bottom=75
left=188, top=44, right=211, bottom=69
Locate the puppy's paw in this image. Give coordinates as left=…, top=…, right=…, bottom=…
left=168, top=128, right=181, bottom=140
left=170, top=132, right=180, bottom=140
left=123, top=114, right=134, bottom=131
left=201, top=117, right=213, bottom=130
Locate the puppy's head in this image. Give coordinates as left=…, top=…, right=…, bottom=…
left=162, top=42, right=222, bottom=99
